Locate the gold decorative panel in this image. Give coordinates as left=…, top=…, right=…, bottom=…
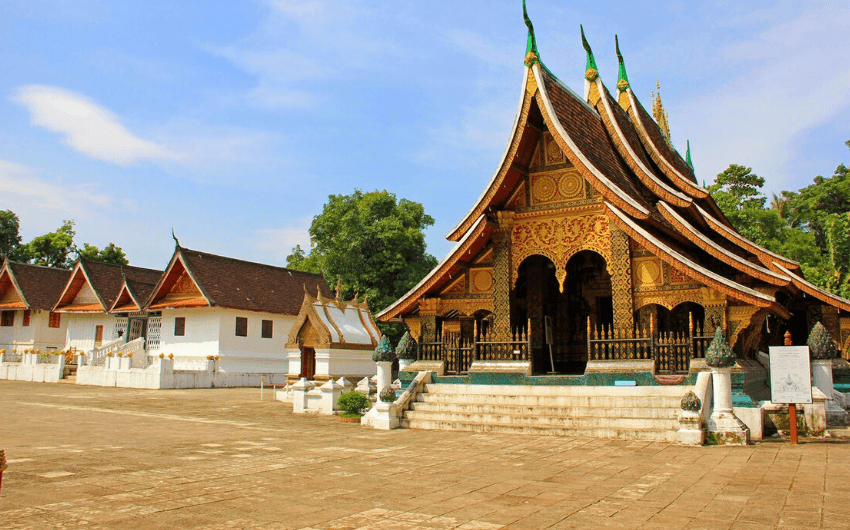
left=544, top=132, right=565, bottom=165
left=633, top=258, right=663, bottom=287
left=669, top=266, right=692, bottom=284
left=530, top=169, right=585, bottom=206
left=506, top=181, right=527, bottom=209
left=511, top=213, right=612, bottom=291
left=440, top=298, right=494, bottom=317
left=440, top=275, right=466, bottom=295
left=469, top=268, right=494, bottom=294
left=634, top=288, right=705, bottom=311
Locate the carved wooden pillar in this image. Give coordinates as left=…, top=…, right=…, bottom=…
left=527, top=260, right=545, bottom=350
left=460, top=316, right=475, bottom=342
left=419, top=299, right=439, bottom=343
left=492, top=212, right=515, bottom=342
left=610, top=229, right=634, bottom=332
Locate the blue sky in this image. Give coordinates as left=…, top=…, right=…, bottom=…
left=2, top=0, right=848, bottom=271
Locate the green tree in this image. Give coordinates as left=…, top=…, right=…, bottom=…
left=76, top=242, right=129, bottom=265
left=286, top=189, right=438, bottom=340
left=0, top=210, right=23, bottom=260
left=20, top=220, right=76, bottom=268
left=709, top=164, right=766, bottom=210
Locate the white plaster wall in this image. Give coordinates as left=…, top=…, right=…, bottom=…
left=0, top=310, right=66, bottom=352
left=159, top=308, right=220, bottom=359
left=65, top=313, right=117, bottom=353
left=316, top=348, right=375, bottom=380
left=216, top=309, right=294, bottom=373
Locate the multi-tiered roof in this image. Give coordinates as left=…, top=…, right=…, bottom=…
left=379, top=2, right=850, bottom=322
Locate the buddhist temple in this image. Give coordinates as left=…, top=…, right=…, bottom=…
left=378, top=3, right=850, bottom=381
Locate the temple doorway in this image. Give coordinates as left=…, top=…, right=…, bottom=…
left=513, top=251, right=612, bottom=375
left=300, top=347, right=315, bottom=380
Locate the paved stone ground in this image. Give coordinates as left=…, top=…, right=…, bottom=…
left=0, top=381, right=847, bottom=530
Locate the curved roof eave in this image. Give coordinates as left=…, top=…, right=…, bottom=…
left=626, top=89, right=708, bottom=199
left=694, top=204, right=800, bottom=270
left=773, top=263, right=850, bottom=313
left=534, top=65, right=650, bottom=220
left=3, top=264, right=30, bottom=310
left=379, top=215, right=489, bottom=321
left=446, top=67, right=531, bottom=242
left=657, top=202, right=791, bottom=287
left=595, top=79, right=692, bottom=209
left=605, top=201, right=776, bottom=309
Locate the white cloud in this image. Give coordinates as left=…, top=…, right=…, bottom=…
left=0, top=158, right=114, bottom=230
left=253, top=220, right=312, bottom=263
left=13, top=85, right=180, bottom=166
left=676, top=3, right=850, bottom=191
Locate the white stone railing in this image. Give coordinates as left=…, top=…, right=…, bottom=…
left=88, top=338, right=124, bottom=366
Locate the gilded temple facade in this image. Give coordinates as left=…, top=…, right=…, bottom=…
left=378, top=14, right=850, bottom=379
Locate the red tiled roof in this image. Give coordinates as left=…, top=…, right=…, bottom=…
left=55, top=302, right=104, bottom=313
left=0, top=301, right=27, bottom=310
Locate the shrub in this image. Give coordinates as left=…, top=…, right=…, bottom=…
left=337, top=391, right=370, bottom=415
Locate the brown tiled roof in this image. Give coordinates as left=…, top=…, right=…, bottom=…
left=165, top=248, right=332, bottom=315
left=7, top=262, right=72, bottom=310
left=538, top=68, right=653, bottom=216
left=126, top=278, right=158, bottom=307
left=148, top=296, right=209, bottom=310
left=56, top=302, right=104, bottom=313
left=80, top=261, right=163, bottom=310
left=0, top=301, right=27, bottom=309
left=628, top=92, right=703, bottom=192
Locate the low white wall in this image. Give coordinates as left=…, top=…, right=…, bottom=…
left=76, top=357, right=288, bottom=389
left=316, top=348, right=375, bottom=380
left=0, top=353, right=64, bottom=383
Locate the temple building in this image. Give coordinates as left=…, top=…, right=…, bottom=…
left=378, top=8, right=850, bottom=380
left=0, top=260, right=71, bottom=353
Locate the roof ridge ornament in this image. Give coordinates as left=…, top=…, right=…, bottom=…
left=615, top=35, right=629, bottom=91
left=523, top=0, right=539, bottom=66
left=171, top=228, right=181, bottom=248
left=580, top=25, right=598, bottom=81
left=685, top=140, right=694, bottom=170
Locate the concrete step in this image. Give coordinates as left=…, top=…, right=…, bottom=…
left=399, top=418, right=678, bottom=442
left=403, top=409, right=679, bottom=430
left=416, top=392, right=681, bottom=409
left=423, top=383, right=689, bottom=397
left=408, top=401, right=680, bottom=420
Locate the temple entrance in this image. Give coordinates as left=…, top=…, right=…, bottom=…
left=513, top=251, right=611, bottom=375
left=300, top=347, right=315, bottom=380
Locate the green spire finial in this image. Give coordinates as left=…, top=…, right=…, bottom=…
left=523, top=0, right=539, bottom=66
left=615, top=35, right=630, bottom=92
left=685, top=140, right=694, bottom=170
left=581, top=25, right=598, bottom=81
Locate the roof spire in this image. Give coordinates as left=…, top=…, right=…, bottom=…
left=615, top=35, right=630, bottom=92
left=522, top=0, right=539, bottom=66
left=171, top=228, right=181, bottom=248
left=652, top=79, right=671, bottom=140
left=685, top=140, right=694, bottom=170
left=335, top=276, right=342, bottom=300
left=580, top=25, right=598, bottom=81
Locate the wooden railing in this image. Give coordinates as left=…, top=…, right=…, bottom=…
left=417, top=319, right=531, bottom=375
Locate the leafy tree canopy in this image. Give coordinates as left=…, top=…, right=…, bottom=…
left=77, top=242, right=129, bottom=265
left=286, top=189, right=438, bottom=339
left=0, top=210, right=23, bottom=260
left=20, top=220, right=76, bottom=268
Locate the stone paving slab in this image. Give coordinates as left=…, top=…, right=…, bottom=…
left=0, top=380, right=847, bottom=529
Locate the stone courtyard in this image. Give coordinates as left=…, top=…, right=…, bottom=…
left=0, top=381, right=847, bottom=529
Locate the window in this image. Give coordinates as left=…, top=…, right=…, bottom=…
left=22, top=310, right=31, bottom=327
left=48, top=311, right=61, bottom=328
left=235, top=317, right=248, bottom=337
left=94, top=325, right=103, bottom=346
left=1, top=311, right=14, bottom=327
left=261, top=319, right=273, bottom=339
left=174, top=317, right=185, bottom=336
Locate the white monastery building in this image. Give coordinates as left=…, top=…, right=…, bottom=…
left=0, top=260, right=71, bottom=353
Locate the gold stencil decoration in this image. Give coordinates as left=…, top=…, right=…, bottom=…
left=669, top=266, right=691, bottom=284
left=511, top=213, right=612, bottom=288
left=440, top=275, right=466, bottom=295
left=557, top=172, right=584, bottom=201
left=634, top=258, right=662, bottom=287
left=634, top=288, right=705, bottom=311
left=470, top=268, right=494, bottom=294
left=505, top=181, right=527, bottom=209
left=530, top=169, right=586, bottom=206
left=544, top=133, right=565, bottom=165
left=532, top=175, right=557, bottom=203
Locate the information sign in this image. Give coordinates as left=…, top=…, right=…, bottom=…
left=768, top=346, right=812, bottom=404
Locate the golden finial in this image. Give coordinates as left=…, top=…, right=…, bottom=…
left=334, top=276, right=342, bottom=300
left=652, top=79, right=671, bottom=141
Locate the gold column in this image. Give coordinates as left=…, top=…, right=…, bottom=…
left=610, top=229, right=634, bottom=332
left=419, top=299, right=439, bottom=343
left=492, top=212, right=515, bottom=342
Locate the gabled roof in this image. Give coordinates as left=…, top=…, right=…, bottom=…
left=0, top=261, right=71, bottom=311
left=110, top=276, right=160, bottom=313
left=146, top=246, right=332, bottom=315
left=286, top=287, right=380, bottom=350
left=54, top=260, right=162, bottom=313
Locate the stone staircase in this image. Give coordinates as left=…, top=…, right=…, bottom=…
left=400, top=383, right=688, bottom=441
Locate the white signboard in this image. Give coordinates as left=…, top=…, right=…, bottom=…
left=768, top=346, right=812, bottom=404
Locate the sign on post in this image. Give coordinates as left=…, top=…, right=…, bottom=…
left=768, top=346, right=812, bottom=404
